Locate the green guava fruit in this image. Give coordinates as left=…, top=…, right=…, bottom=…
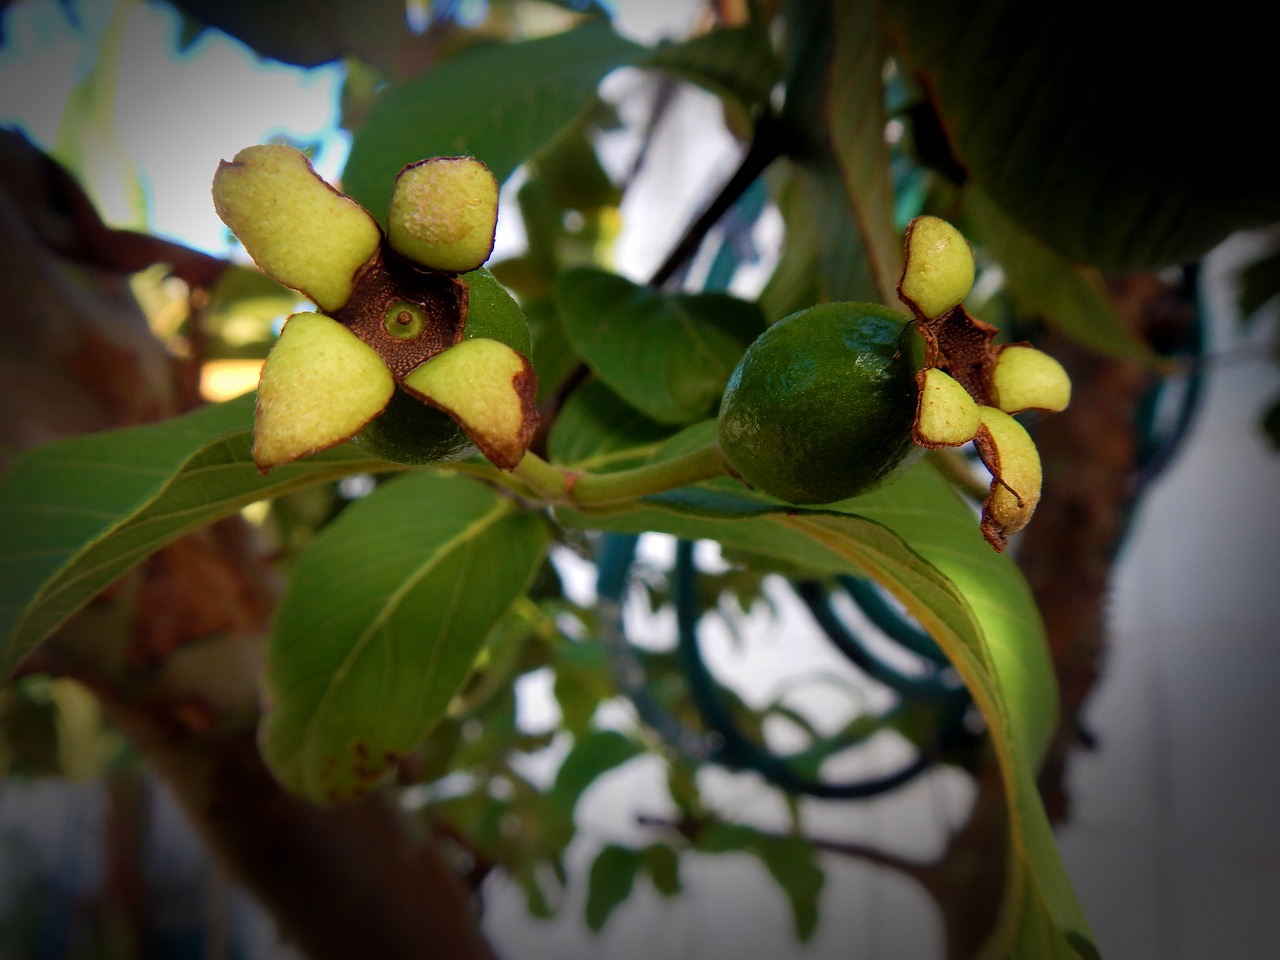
left=717, top=302, right=921, bottom=504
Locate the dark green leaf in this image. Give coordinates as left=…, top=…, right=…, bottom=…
left=259, top=473, right=550, bottom=803
left=165, top=0, right=410, bottom=69
left=0, top=395, right=388, bottom=679
left=826, top=0, right=901, bottom=305
left=584, top=844, right=641, bottom=932
left=649, top=24, right=781, bottom=121
left=548, top=379, right=673, bottom=469
left=343, top=21, right=643, bottom=219
left=754, top=834, right=825, bottom=942
left=551, top=728, right=641, bottom=814
left=640, top=843, right=682, bottom=898
left=883, top=0, right=1280, bottom=270
left=963, top=186, right=1158, bottom=364
left=555, top=267, right=765, bottom=424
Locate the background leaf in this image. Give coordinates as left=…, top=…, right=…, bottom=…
left=0, top=395, right=387, bottom=679
left=547, top=378, right=673, bottom=469
left=166, top=0, right=411, bottom=69
left=551, top=729, right=641, bottom=815
left=259, top=472, right=550, bottom=804
left=882, top=0, right=1280, bottom=270
left=826, top=0, right=901, bottom=305
left=584, top=844, right=641, bottom=932
left=963, top=186, right=1159, bottom=364
left=342, top=20, right=643, bottom=219
left=555, top=267, right=765, bottom=424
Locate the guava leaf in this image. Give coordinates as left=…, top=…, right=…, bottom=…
left=827, top=0, right=902, bottom=305
left=882, top=0, right=1280, bottom=270
left=555, top=267, right=765, bottom=425
left=649, top=23, right=781, bottom=120
left=166, top=0, right=410, bottom=69
left=0, top=394, right=390, bottom=680
left=259, top=472, right=550, bottom=804
left=640, top=843, right=682, bottom=898
left=551, top=728, right=641, bottom=815
left=584, top=844, right=642, bottom=932
left=547, top=379, right=673, bottom=469
left=753, top=833, right=825, bottom=942
left=962, top=186, right=1159, bottom=365
left=343, top=20, right=643, bottom=219
left=557, top=461, right=1096, bottom=958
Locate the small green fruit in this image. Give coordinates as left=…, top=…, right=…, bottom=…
left=254, top=312, right=394, bottom=471
left=897, top=215, right=975, bottom=320
left=990, top=344, right=1072, bottom=413
left=351, top=269, right=533, bottom=465
left=388, top=157, right=499, bottom=274
left=718, top=303, right=920, bottom=504
left=213, top=144, right=381, bottom=312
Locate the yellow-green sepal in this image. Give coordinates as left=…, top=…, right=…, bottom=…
left=914, top=368, right=981, bottom=447
left=990, top=344, right=1072, bottom=413
left=402, top=338, right=537, bottom=470
left=388, top=157, right=499, bottom=274
left=973, top=405, right=1042, bottom=550
left=253, top=312, right=394, bottom=471
left=213, top=144, right=381, bottom=313
left=898, top=215, right=976, bottom=320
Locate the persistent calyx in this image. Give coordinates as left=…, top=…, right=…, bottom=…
left=898, top=216, right=1071, bottom=551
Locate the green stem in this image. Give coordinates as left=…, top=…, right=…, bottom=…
left=510, top=440, right=728, bottom=510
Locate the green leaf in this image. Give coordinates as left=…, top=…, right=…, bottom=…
left=761, top=161, right=881, bottom=322
left=547, top=379, right=673, bottom=470
left=963, top=186, right=1159, bottom=365
left=343, top=20, right=644, bottom=219
left=753, top=834, right=825, bottom=942
left=882, top=0, right=1280, bottom=270
left=551, top=728, right=641, bottom=815
left=166, top=0, right=411, bottom=69
left=640, top=843, right=682, bottom=898
left=558, top=461, right=1096, bottom=957
left=0, top=395, right=388, bottom=679
left=260, top=472, right=550, bottom=804
left=649, top=24, right=781, bottom=122
left=555, top=267, right=765, bottom=424
left=826, top=1, right=901, bottom=305
left=584, top=844, right=642, bottom=932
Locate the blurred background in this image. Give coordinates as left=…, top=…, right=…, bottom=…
left=1, top=1, right=1278, bottom=958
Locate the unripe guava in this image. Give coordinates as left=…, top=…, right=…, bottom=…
left=718, top=303, right=920, bottom=504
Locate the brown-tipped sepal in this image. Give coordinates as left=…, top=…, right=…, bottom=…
left=213, top=144, right=381, bottom=313
left=402, top=338, right=537, bottom=470
left=898, top=216, right=975, bottom=321
left=914, top=368, right=981, bottom=447
left=973, top=406, right=1042, bottom=551
left=990, top=344, right=1072, bottom=414
left=387, top=157, right=499, bottom=274
left=253, top=312, right=394, bottom=472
